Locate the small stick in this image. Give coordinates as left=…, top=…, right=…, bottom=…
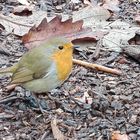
left=0, top=113, right=14, bottom=119
left=90, top=39, right=101, bottom=60
left=51, top=117, right=65, bottom=140
left=73, top=59, right=122, bottom=75
left=5, top=84, right=17, bottom=91
left=0, top=96, right=22, bottom=104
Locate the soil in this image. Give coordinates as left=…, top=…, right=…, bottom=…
left=0, top=0, right=140, bottom=140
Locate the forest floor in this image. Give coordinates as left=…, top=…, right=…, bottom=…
left=0, top=0, right=140, bottom=140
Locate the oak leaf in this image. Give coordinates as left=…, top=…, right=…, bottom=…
left=22, top=16, right=93, bottom=49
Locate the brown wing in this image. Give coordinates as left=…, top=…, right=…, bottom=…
left=10, top=67, right=34, bottom=84
left=10, top=43, right=52, bottom=84
left=10, top=66, right=48, bottom=84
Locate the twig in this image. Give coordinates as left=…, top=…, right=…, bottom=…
left=89, top=39, right=101, bottom=60
left=39, top=125, right=50, bottom=140
left=40, top=131, right=48, bottom=140
left=5, top=84, right=17, bottom=91
left=0, top=90, right=24, bottom=104
left=0, top=38, right=12, bottom=56
left=0, top=113, right=14, bottom=119
left=0, top=47, right=11, bottom=56
left=73, top=59, right=122, bottom=75
left=51, top=117, right=65, bottom=140
left=0, top=96, right=23, bottom=104
left=93, top=39, right=101, bottom=59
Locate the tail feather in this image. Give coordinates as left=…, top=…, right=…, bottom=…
left=0, top=65, right=17, bottom=74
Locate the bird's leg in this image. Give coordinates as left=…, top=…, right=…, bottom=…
left=17, top=89, right=49, bottom=114
left=32, top=93, right=48, bottom=114
left=15, top=88, right=48, bottom=114
left=1, top=86, right=47, bottom=113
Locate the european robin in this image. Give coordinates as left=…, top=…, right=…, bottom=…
left=0, top=37, right=73, bottom=93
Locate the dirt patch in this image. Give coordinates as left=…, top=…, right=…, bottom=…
left=0, top=0, right=140, bottom=139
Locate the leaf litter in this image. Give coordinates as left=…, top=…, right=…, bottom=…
left=0, top=0, right=140, bottom=140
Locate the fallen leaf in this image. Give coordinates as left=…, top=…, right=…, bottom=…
left=102, top=0, right=120, bottom=12
left=73, top=6, right=111, bottom=28
left=0, top=11, right=48, bottom=36
left=111, top=131, right=129, bottom=140
left=102, top=19, right=140, bottom=52
left=13, top=5, right=33, bottom=16
left=122, top=45, right=140, bottom=63
left=73, top=30, right=108, bottom=42
left=1, top=6, right=110, bottom=45
left=51, top=118, right=65, bottom=140
left=22, top=11, right=109, bottom=49
left=22, top=16, right=94, bottom=49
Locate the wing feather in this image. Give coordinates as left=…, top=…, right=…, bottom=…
left=10, top=44, right=52, bottom=84
left=11, top=68, right=34, bottom=84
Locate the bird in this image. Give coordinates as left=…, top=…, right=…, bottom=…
left=0, top=37, right=73, bottom=93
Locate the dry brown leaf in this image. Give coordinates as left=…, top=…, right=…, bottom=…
left=111, top=131, right=129, bottom=140
left=22, top=16, right=95, bottom=49
left=51, top=118, right=65, bottom=140
left=1, top=6, right=110, bottom=44
left=22, top=15, right=109, bottom=49
left=73, top=30, right=108, bottom=42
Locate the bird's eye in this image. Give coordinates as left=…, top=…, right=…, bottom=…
left=58, top=46, right=64, bottom=50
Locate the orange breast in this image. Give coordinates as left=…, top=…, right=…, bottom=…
left=56, top=56, right=72, bottom=81
left=52, top=44, right=73, bottom=81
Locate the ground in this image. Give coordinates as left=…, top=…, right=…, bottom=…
left=0, top=0, right=140, bottom=140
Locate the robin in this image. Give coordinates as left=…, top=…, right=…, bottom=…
left=0, top=37, right=73, bottom=93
